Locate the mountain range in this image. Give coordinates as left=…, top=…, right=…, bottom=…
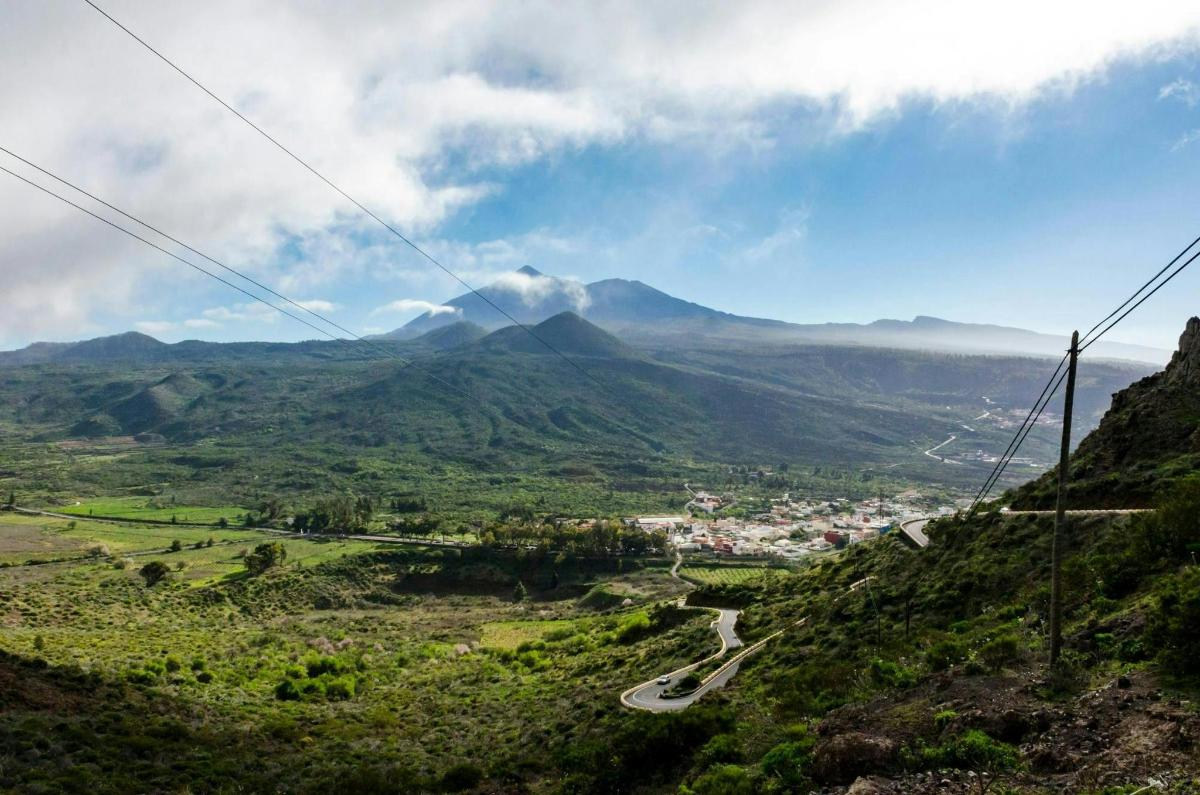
left=368, top=267, right=1169, bottom=364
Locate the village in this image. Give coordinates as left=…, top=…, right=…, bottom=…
left=625, top=487, right=957, bottom=561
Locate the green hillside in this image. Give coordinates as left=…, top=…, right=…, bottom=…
left=0, top=315, right=1151, bottom=515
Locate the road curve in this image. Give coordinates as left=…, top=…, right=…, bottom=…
left=621, top=576, right=877, bottom=712
left=621, top=609, right=776, bottom=713
left=1001, top=508, right=1151, bottom=516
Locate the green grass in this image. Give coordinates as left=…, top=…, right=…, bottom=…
left=0, top=525, right=719, bottom=792
left=678, top=562, right=792, bottom=587
left=57, top=497, right=247, bottom=525
left=479, top=618, right=581, bottom=650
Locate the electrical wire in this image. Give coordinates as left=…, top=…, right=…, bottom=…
left=81, top=0, right=604, bottom=389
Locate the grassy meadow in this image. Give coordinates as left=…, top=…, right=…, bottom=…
left=0, top=511, right=731, bottom=793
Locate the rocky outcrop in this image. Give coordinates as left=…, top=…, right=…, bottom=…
left=1011, top=317, right=1200, bottom=508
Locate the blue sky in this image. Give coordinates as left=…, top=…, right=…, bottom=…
left=3, top=1, right=1200, bottom=352
left=434, top=59, right=1200, bottom=349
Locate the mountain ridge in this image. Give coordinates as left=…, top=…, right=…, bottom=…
left=380, top=270, right=1169, bottom=364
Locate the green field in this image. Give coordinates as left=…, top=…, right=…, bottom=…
left=56, top=497, right=248, bottom=525
left=0, top=513, right=723, bottom=792
left=677, top=562, right=793, bottom=587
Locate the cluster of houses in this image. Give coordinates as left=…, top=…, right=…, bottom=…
left=626, top=492, right=956, bottom=561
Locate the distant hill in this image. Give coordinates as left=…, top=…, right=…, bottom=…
left=1011, top=316, right=1200, bottom=508
left=476, top=312, right=637, bottom=358
left=0, top=331, right=168, bottom=365
left=376, top=269, right=1168, bottom=364
left=408, top=322, right=488, bottom=351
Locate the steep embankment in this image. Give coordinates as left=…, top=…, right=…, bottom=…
left=655, top=320, right=1200, bottom=794
left=1012, top=316, right=1200, bottom=509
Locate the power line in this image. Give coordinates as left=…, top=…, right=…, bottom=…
left=967, top=353, right=1068, bottom=510
left=970, top=366, right=1069, bottom=511
left=0, top=163, right=477, bottom=404
left=0, top=145, right=426, bottom=370
left=1080, top=245, right=1200, bottom=353
left=1078, top=234, right=1200, bottom=348
left=81, top=0, right=604, bottom=390
left=970, top=231, right=1200, bottom=512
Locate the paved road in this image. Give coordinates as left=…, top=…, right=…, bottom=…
left=621, top=609, right=779, bottom=713
left=1001, top=508, right=1151, bottom=516
left=923, top=434, right=962, bottom=464
left=621, top=575, right=878, bottom=712
left=899, top=518, right=931, bottom=547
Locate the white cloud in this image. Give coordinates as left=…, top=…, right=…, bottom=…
left=201, top=302, right=281, bottom=324
left=135, top=320, right=176, bottom=335
left=741, top=208, right=809, bottom=263
left=370, top=299, right=462, bottom=318
left=487, top=271, right=591, bottom=312
left=1172, top=128, right=1200, bottom=151
left=3, top=1, right=1200, bottom=343
left=183, top=318, right=221, bottom=329
left=1160, top=77, right=1200, bottom=106
left=294, top=299, right=340, bottom=313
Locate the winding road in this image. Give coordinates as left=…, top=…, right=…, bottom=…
left=621, top=609, right=799, bottom=712
left=621, top=554, right=812, bottom=712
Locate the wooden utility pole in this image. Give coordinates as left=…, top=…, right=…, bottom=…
left=1049, top=330, right=1080, bottom=666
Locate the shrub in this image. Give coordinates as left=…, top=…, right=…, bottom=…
left=1145, top=568, right=1200, bottom=678
left=439, top=763, right=482, bottom=792
left=978, top=634, right=1022, bottom=672
left=244, top=542, right=287, bottom=575
left=305, top=655, right=351, bottom=677
left=698, top=733, right=742, bottom=766
left=926, top=639, right=967, bottom=671
left=933, top=709, right=959, bottom=731
left=685, top=764, right=756, bottom=795
left=867, top=658, right=917, bottom=688
left=615, top=612, right=652, bottom=644
left=324, top=676, right=357, bottom=700
left=274, top=679, right=301, bottom=701
left=908, top=729, right=1019, bottom=776
left=138, top=561, right=171, bottom=587
left=760, top=735, right=815, bottom=790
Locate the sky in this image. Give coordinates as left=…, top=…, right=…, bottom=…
left=3, top=1, right=1200, bottom=351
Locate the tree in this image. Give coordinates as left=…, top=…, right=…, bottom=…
left=139, top=560, right=171, bottom=587
left=258, top=496, right=283, bottom=523
left=243, top=542, right=287, bottom=575
left=513, top=580, right=528, bottom=602
left=169, top=539, right=183, bottom=553
left=4, top=492, right=14, bottom=507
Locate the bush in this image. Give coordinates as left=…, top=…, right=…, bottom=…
left=926, top=639, right=967, bottom=671
left=685, top=764, right=756, bottom=795
left=867, top=658, right=917, bottom=688
left=977, top=634, right=1022, bottom=672
left=305, top=655, right=352, bottom=678
left=244, top=542, right=287, bottom=575
left=698, top=733, right=742, bottom=766
left=615, top=612, right=652, bottom=644
left=909, top=729, right=1019, bottom=775
left=439, top=763, right=482, bottom=792
left=760, top=735, right=815, bottom=790
left=274, top=679, right=301, bottom=701
left=324, top=676, right=357, bottom=700
left=1145, top=568, right=1200, bottom=678
left=933, top=709, right=958, bottom=731
left=138, top=561, right=171, bottom=587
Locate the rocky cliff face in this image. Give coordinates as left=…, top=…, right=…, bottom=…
left=1011, top=317, right=1200, bottom=508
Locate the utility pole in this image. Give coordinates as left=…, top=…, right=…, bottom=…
left=1049, top=331, right=1079, bottom=666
